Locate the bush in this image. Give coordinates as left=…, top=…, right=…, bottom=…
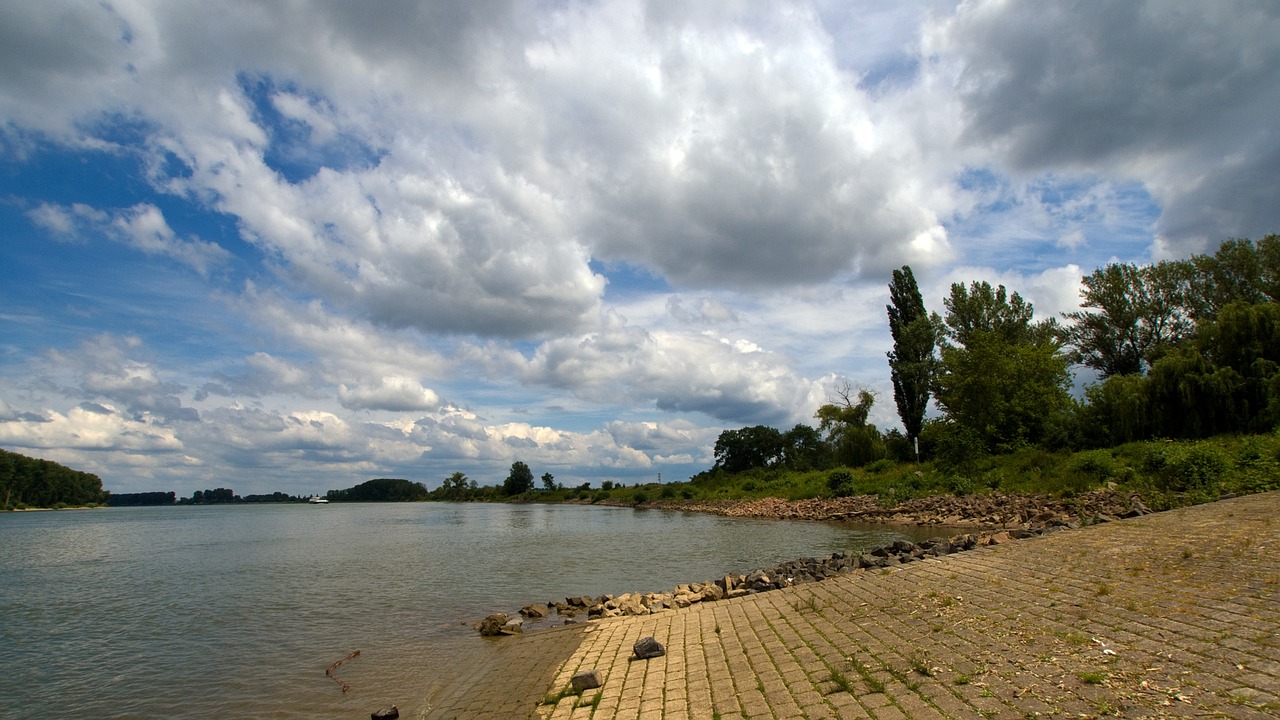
left=1144, top=441, right=1230, bottom=493
left=946, top=475, right=975, bottom=496
left=1071, top=449, right=1118, bottom=482
left=865, top=458, right=895, bottom=474
left=827, top=471, right=855, bottom=497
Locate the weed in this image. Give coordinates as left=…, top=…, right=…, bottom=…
left=848, top=657, right=886, bottom=694
left=954, top=675, right=971, bottom=685
left=794, top=595, right=822, bottom=613
left=1078, top=671, right=1106, bottom=685
left=540, top=685, right=578, bottom=705
left=826, top=668, right=855, bottom=695
left=1095, top=582, right=1111, bottom=596
left=908, top=649, right=934, bottom=676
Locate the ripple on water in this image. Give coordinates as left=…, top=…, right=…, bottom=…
left=2, top=503, right=928, bottom=719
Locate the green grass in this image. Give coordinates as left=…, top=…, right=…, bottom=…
left=1077, top=671, right=1106, bottom=685
left=429, top=432, right=1280, bottom=513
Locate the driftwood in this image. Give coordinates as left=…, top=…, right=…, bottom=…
left=326, top=650, right=361, bottom=693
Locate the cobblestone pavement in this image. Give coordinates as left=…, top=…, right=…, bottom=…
left=430, top=492, right=1280, bottom=719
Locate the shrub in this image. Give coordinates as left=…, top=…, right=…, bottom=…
left=827, top=471, right=855, bottom=497
left=865, top=458, right=895, bottom=474
left=1071, top=449, right=1118, bottom=482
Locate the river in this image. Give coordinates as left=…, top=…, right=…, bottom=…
left=0, top=502, right=941, bottom=719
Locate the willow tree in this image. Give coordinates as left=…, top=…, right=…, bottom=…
left=886, top=266, right=936, bottom=459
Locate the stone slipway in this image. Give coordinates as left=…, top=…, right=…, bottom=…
left=424, top=492, right=1280, bottom=719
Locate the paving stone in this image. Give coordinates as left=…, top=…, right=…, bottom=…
left=423, top=493, right=1280, bottom=719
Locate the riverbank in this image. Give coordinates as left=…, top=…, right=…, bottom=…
left=633, top=487, right=1150, bottom=527
left=425, top=491, right=1280, bottom=719
left=476, top=489, right=1155, bottom=636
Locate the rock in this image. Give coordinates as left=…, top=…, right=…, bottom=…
left=477, top=613, right=509, bottom=636
left=633, top=636, right=666, bottom=660
left=371, top=706, right=399, bottom=720
left=717, top=574, right=743, bottom=593
left=571, top=669, right=603, bottom=692
left=520, top=603, right=549, bottom=619
left=614, top=593, right=646, bottom=616
left=983, top=531, right=1013, bottom=545
left=501, top=616, right=524, bottom=634
left=697, top=583, right=724, bottom=602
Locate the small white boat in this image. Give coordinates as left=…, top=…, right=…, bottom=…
left=308, top=496, right=329, bottom=504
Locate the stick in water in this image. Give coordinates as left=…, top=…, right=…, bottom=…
left=326, top=650, right=361, bottom=693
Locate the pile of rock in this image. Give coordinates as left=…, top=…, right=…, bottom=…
left=660, top=489, right=1151, bottom=529
left=476, top=496, right=1153, bottom=636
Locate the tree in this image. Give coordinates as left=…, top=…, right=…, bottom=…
left=713, top=426, right=784, bottom=473
left=938, top=281, right=1039, bottom=348
left=503, top=461, right=535, bottom=495
left=779, top=424, right=831, bottom=471
left=815, top=384, right=886, bottom=467
left=437, top=472, right=472, bottom=500
left=1182, top=235, right=1280, bottom=321
left=541, top=472, right=556, bottom=491
left=1059, top=262, right=1194, bottom=377
left=886, top=265, right=936, bottom=459
left=934, top=334, right=1072, bottom=452
left=933, top=281, right=1072, bottom=453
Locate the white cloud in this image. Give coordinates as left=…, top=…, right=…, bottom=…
left=0, top=404, right=183, bottom=452
left=27, top=201, right=229, bottom=275
left=338, top=376, right=441, bottom=412
left=931, top=0, right=1280, bottom=255
left=1, top=0, right=1277, bottom=495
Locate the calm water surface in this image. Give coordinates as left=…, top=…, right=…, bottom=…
left=0, top=503, right=939, bottom=719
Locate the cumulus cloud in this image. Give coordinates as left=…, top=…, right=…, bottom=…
left=497, top=315, right=825, bottom=426
left=933, top=0, right=1280, bottom=254
left=0, top=403, right=183, bottom=452
left=42, top=335, right=199, bottom=424
left=27, top=201, right=229, bottom=275
left=338, top=376, right=441, bottom=412
left=2, top=0, right=1277, bottom=495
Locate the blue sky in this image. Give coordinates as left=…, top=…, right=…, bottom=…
left=2, top=1, right=1278, bottom=496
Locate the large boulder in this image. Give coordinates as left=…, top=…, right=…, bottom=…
left=520, top=603, right=549, bottom=619
left=633, top=636, right=666, bottom=660
left=476, top=613, right=509, bottom=637
left=571, top=669, right=603, bottom=692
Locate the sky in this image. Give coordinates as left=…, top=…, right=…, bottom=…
left=2, top=1, right=1278, bottom=497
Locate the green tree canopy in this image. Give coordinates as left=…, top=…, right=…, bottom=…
left=1059, top=262, right=1194, bottom=377
left=503, top=461, right=535, bottom=495
left=938, top=280, right=1041, bottom=348
left=886, top=265, right=936, bottom=457
left=714, top=425, right=784, bottom=473
left=933, top=283, right=1072, bottom=453
left=815, top=385, right=886, bottom=467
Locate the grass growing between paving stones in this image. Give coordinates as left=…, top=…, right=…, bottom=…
left=539, top=685, right=578, bottom=706
left=1077, top=671, right=1106, bottom=685
left=908, top=649, right=934, bottom=676
left=825, top=665, right=857, bottom=695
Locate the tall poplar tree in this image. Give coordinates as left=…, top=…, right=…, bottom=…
left=886, top=266, right=936, bottom=459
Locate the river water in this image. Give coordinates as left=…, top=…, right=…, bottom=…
left=0, top=502, right=940, bottom=719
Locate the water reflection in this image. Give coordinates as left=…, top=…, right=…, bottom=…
left=1, top=502, right=938, bottom=720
